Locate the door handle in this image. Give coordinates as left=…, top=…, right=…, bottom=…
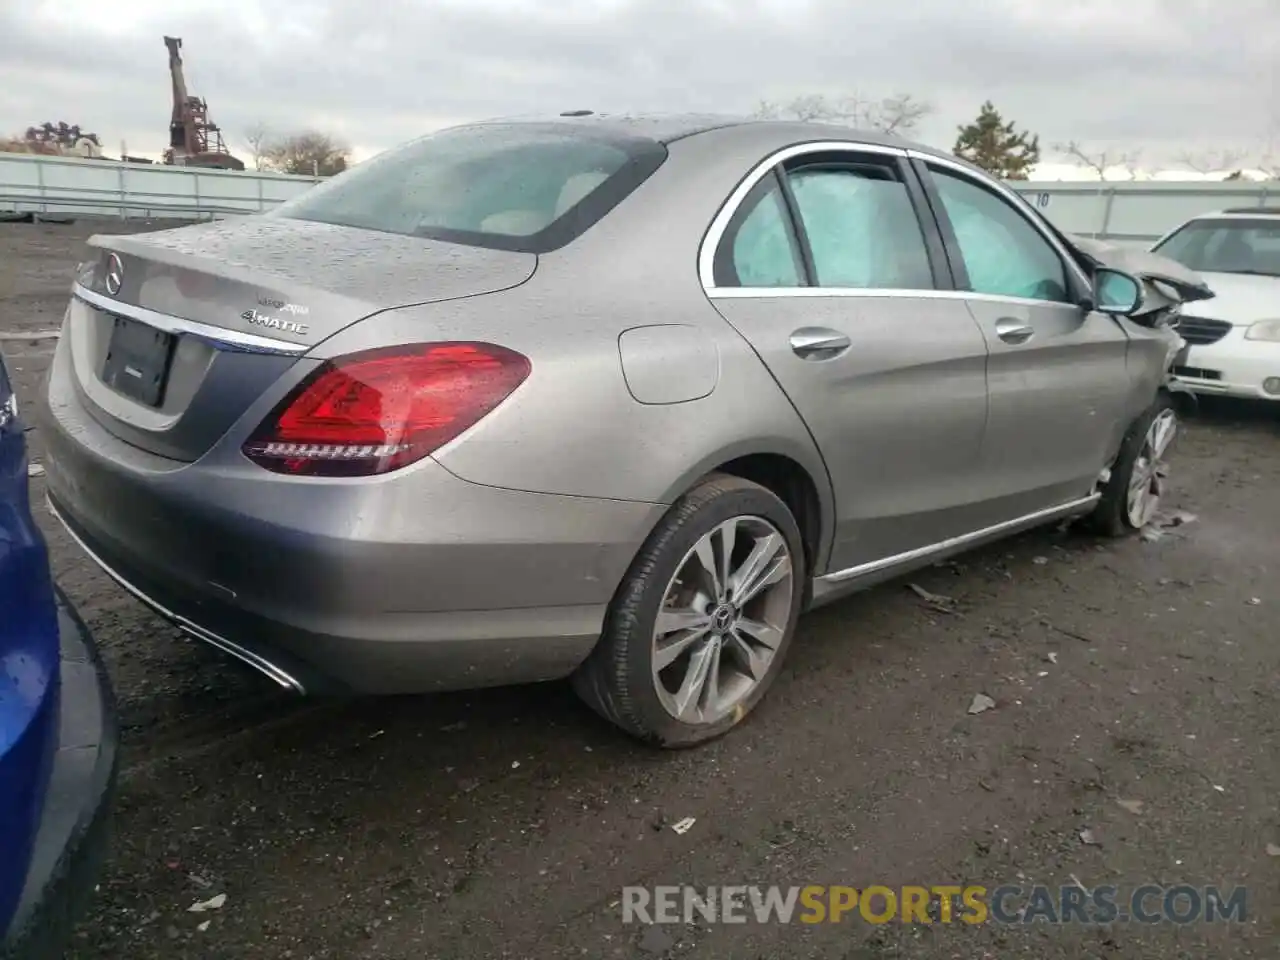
left=994, top=318, right=1035, bottom=344
left=789, top=327, right=851, bottom=360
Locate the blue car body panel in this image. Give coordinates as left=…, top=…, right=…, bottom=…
left=0, top=359, right=61, bottom=934
left=1, top=350, right=118, bottom=960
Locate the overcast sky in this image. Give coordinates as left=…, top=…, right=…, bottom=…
left=3, top=0, right=1278, bottom=175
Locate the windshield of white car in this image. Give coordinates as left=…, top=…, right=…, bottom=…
left=269, top=123, right=668, bottom=253
left=1152, top=218, right=1280, bottom=278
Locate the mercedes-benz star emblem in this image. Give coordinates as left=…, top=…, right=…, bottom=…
left=104, top=253, right=124, bottom=296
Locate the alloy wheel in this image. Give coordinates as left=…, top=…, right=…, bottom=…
left=1126, top=407, right=1177, bottom=528
left=651, top=515, right=794, bottom=725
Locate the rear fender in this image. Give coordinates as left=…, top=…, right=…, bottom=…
left=655, top=437, right=837, bottom=576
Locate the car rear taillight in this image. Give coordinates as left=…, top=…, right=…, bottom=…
left=242, top=342, right=530, bottom=477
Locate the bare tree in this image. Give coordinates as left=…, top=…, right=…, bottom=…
left=261, top=130, right=351, bottom=177
left=1176, top=149, right=1245, bottom=178
left=1055, top=140, right=1142, bottom=181
left=871, top=94, right=934, bottom=135
left=243, top=121, right=272, bottom=171
left=1117, top=150, right=1144, bottom=181
left=752, top=92, right=933, bottom=135
left=754, top=94, right=836, bottom=122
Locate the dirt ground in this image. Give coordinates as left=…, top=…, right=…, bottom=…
left=2, top=220, right=1278, bottom=960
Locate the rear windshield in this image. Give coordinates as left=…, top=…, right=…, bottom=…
left=1152, top=218, right=1280, bottom=277
left=269, top=123, right=667, bottom=253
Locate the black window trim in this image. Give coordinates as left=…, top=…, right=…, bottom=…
left=773, top=164, right=817, bottom=284
left=911, top=158, right=969, bottom=290
left=897, top=157, right=956, bottom=290
left=917, top=158, right=1092, bottom=306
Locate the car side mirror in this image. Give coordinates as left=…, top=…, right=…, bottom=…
left=1092, top=268, right=1145, bottom=317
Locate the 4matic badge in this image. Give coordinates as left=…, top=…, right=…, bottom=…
left=241, top=307, right=310, bottom=336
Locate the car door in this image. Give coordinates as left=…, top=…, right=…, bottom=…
left=913, top=156, right=1131, bottom=519
left=703, top=144, right=991, bottom=573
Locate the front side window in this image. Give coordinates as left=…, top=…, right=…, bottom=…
left=270, top=123, right=666, bottom=253
left=929, top=167, right=1071, bottom=303
left=1153, top=219, right=1280, bottom=277
left=784, top=160, right=934, bottom=290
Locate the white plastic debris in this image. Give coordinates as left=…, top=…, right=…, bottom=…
left=26, top=463, right=44, bottom=478
left=1266, top=843, right=1280, bottom=857
left=1141, top=510, right=1198, bottom=542
left=1117, top=799, right=1145, bottom=815
left=1079, top=829, right=1100, bottom=846
left=1046, top=652, right=1059, bottom=664
left=197, top=920, right=211, bottom=932
left=1212, top=784, right=1225, bottom=793
left=968, top=693, right=996, bottom=715
left=671, top=817, right=696, bottom=835
left=906, top=582, right=960, bottom=614
left=187, top=893, right=226, bottom=913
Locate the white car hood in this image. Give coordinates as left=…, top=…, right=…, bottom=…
left=1179, top=271, right=1280, bottom=325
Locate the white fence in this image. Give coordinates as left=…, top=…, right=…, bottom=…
left=2, top=151, right=1277, bottom=245
left=0, top=153, right=319, bottom=219
left=1013, top=180, right=1278, bottom=245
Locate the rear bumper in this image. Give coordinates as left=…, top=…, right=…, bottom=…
left=47, top=495, right=631, bottom=696
left=1, top=590, right=117, bottom=960
left=40, top=362, right=665, bottom=695
left=1172, top=331, right=1280, bottom=401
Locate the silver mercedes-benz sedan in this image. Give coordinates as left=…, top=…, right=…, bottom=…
left=41, top=114, right=1195, bottom=746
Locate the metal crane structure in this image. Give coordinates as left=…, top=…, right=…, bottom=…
left=162, top=35, right=244, bottom=171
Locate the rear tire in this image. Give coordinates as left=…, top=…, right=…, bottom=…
left=1089, top=392, right=1177, bottom=537
left=572, top=473, right=805, bottom=748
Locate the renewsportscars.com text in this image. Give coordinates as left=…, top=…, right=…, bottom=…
left=622, top=884, right=1247, bottom=926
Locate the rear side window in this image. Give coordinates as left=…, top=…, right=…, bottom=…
left=270, top=123, right=667, bottom=253
left=711, top=152, right=935, bottom=290
left=713, top=173, right=805, bottom=287
left=785, top=160, right=934, bottom=289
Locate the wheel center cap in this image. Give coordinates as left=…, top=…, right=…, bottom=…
left=711, top=604, right=736, bottom=634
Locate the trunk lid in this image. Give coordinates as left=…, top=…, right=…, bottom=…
left=65, top=217, right=536, bottom=461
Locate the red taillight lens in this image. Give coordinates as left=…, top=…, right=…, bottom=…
left=242, top=342, right=530, bottom=477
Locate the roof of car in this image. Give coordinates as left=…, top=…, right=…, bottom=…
left=1192, top=208, right=1280, bottom=221
left=474, top=111, right=926, bottom=151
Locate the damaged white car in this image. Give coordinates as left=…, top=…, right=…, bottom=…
left=1145, top=209, right=1280, bottom=403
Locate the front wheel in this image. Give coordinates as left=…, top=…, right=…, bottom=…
left=1089, top=392, right=1178, bottom=537
left=572, top=473, right=805, bottom=747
